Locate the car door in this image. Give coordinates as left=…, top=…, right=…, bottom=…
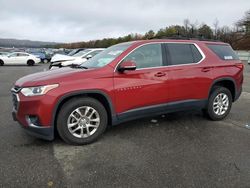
left=113, top=43, right=170, bottom=115
left=17, top=53, right=29, bottom=64
left=163, top=43, right=210, bottom=102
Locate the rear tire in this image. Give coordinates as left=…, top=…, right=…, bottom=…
left=57, top=97, right=108, bottom=145
left=205, top=86, right=232, bottom=121
left=0, top=60, right=4, bottom=66
left=27, top=60, right=35, bottom=66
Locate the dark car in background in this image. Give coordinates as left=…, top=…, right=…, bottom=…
left=30, top=52, right=50, bottom=63
left=27, top=48, right=52, bottom=63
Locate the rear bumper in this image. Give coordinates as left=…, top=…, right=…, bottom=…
left=12, top=111, right=54, bottom=140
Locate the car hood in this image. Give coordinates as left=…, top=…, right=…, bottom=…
left=15, top=67, right=85, bottom=87
left=51, top=54, right=75, bottom=63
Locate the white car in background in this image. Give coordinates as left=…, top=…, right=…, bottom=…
left=49, top=48, right=105, bottom=69
left=0, top=52, right=40, bottom=66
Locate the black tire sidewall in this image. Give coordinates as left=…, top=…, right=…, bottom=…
left=27, top=60, right=35, bottom=66
left=0, top=60, right=4, bottom=66
left=57, top=97, right=108, bottom=145
left=207, top=87, right=232, bottom=121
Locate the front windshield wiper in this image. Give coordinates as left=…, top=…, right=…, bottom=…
left=70, top=64, right=88, bottom=69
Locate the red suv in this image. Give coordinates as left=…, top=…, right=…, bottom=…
left=11, top=40, right=243, bottom=145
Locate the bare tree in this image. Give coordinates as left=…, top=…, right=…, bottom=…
left=183, top=19, right=190, bottom=36
left=237, top=10, right=250, bottom=34
left=189, top=20, right=199, bottom=37
left=213, top=18, right=219, bottom=39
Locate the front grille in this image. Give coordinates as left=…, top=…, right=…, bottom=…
left=11, top=86, right=21, bottom=111
left=11, top=86, right=22, bottom=93
left=12, top=93, right=19, bottom=111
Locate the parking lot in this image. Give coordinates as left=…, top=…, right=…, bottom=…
left=0, top=63, right=250, bottom=187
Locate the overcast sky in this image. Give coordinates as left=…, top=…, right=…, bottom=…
left=0, top=0, right=249, bottom=43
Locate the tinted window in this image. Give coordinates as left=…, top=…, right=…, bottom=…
left=123, top=44, right=163, bottom=69
left=207, top=44, right=239, bottom=60
left=191, top=45, right=203, bottom=62
left=9, top=53, right=18, bottom=57
left=167, top=43, right=202, bottom=65
left=73, top=49, right=91, bottom=57
left=18, top=53, right=29, bottom=57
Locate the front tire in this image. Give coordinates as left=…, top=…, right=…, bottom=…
left=57, top=97, right=108, bottom=145
left=205, top=87, right=232, bottom=121
left=0, top=60, right=4, bottom=66
left=27, top=60, right=35, bottom=66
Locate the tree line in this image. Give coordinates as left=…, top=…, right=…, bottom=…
left=57, top=10, right=250, bottom=50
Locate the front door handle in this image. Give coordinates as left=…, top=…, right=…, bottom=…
left=154, top=72, right=166, bottom=77
left=201, top=67, right=211, bottom=72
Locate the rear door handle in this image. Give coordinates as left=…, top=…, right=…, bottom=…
left=154, top=72, right=166, bottom=77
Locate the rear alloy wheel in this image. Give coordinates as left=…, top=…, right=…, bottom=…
left=57, top=97, right=108, bottom=145
left=0, top=60, right=4, bottom=66
left=205, top=87, right=232, bottom=121
left=27, top=60, right=35, bottom=66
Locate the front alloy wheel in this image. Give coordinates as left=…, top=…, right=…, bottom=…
left=57, top=97, right=108, bottom=145
left=67, top=106, right=100, bottom=138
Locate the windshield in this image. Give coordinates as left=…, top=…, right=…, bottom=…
left=0, top=52, right=9, bottom=56
left=81, top=43, right=132, bottom=68
left=68, top=49, right=79, bottom=56
left=73, top=49, right=91, bottom=57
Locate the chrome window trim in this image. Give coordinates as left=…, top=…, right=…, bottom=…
left=114, top=42, right=206, bottom=72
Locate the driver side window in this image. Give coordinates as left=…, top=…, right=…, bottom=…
left=123, top=44, right=163, bottom=69
left=9, top=53, right=18, bottom=57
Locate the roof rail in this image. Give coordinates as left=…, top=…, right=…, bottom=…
left=159, top=35, right=221, bottom=42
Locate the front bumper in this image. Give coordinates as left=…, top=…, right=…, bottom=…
left=12, top=111, right=54, bottom=140
left=11, top=87, right=56, bottom=141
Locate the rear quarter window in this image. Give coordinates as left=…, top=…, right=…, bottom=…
left=166, top=43, right=203, bottom=65
left=207, top=44, right=239, bottom=60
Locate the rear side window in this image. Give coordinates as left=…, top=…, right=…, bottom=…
left=166, top=43, right=203, bottom=65
left=207, top=44, right=239, bottom=60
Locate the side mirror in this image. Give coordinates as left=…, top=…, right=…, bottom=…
left=86, top=55, right=92, bottom=59
left=118, top=60, right=137, bottom=72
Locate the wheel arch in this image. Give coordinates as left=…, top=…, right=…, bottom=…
left=52, top=90, right=116, bottom=130
left=208, top=77, right=237, bottom=101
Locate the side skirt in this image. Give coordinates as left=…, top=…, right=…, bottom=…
left=113, top=99, right=207, bottom=125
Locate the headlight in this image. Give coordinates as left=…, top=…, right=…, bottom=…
left=21, top=84, right=59, bottom=96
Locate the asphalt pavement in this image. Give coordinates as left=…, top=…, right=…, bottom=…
left=0, top=63, right=250, bottom=188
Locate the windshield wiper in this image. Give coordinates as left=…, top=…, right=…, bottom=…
left=70, top=64, right=88, bottom=69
